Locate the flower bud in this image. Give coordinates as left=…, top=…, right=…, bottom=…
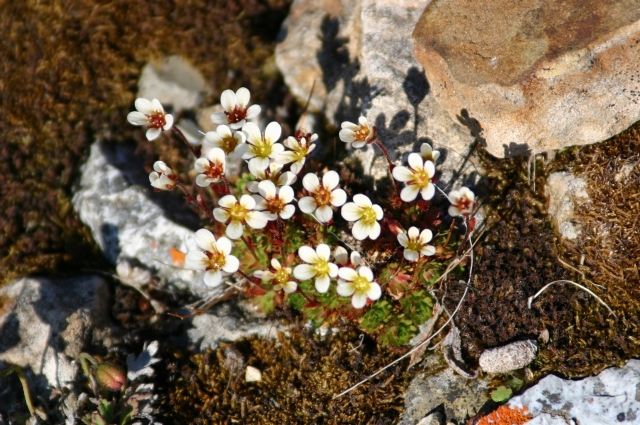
left=386, top=219, right=405, bottom=236
left=95, top=363, right=126, bottom=391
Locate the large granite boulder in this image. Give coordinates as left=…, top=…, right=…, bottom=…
left=413, top=0, right=640, bottom=158
left=276, top=0, right=478, bottom=184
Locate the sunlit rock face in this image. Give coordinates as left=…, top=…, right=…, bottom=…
left=413, top=0, right=640, bottom=158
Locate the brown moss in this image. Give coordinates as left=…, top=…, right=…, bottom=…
left=159, top=323, right=408, bottom=424
left=0, top=0, right=293, bottom=286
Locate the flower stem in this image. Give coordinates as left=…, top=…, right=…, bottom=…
left=241, top=235, right=261, bottom=264
left=0, top=365, right=35, bottom=417
left=221, top=176, right=232, bottom=195
left=372, top=139, right=401, bottom=198
left=277, top=218, right=287, bottom=260
left=172, top=126, right=200, bottom=157
left=175, top=182, right=215, bottom=221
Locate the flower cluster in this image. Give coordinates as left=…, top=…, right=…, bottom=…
left=129, top=88, right=478, bottom=344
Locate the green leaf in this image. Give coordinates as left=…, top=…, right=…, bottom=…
left=400, top=290, right=434, bottom=326
left=97, top=399, right=114, bottom=422
left=253, top=291, right=276, bottom=314
left=379, top=318, right=417, bottom=346
left=360, top=300, right=393, bottom=333
left=287, top=293, right=306, bottom=310
left=304, top=306, right=325, bottom=328
left=490, top=386, right=513, bottom=403
left=506, top=375, right=524, bottom=390
left=234, top=172, right=255, bottom=193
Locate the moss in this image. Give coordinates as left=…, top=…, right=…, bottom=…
left=159, top=323, right=408, bottom=424
left=0, top=0, right=294, bottom=287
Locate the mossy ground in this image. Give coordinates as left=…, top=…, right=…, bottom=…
left=0, top=0, right=293, bottom=287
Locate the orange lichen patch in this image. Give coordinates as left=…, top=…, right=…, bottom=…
left=169, top=246, right=185, bottom=266
left=476, top=405, right=533, bottom=425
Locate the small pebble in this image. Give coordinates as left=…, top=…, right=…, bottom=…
left=479, top=340, right=537, bottom=373
left=245, top=366, right=262, bottom=382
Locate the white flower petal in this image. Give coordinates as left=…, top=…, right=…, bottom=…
left=407, top=153, right=424, bottom=171
left=316, top=244, right=331, bottom=261
left=448, top=205, right=461, bottom=217
left=341, top=203, right=362, bottom=221
left=421, top=245, right=436, bottom=257
left=397, top=233, right=409, bottom=248
left=257, top=180, right=277, bottom=199
left=150, top=99, right=164, bottom=113
left=226, top=221, right=244, bottom=239
left=163, top=114, right=174, bottom=130
left=298, top=246, right=320, bottom=264
left=239, top=194, right=256, bottom=209
left=246, top=104, right=261, bottom=119
left=146, top=127, right=161, bottom=141
left=329, top=189, right=347, bottom=207
left=328, top=262, right=338, bottom=277
left=250, top=156, right=270, bottom=171
left=392, top=165, right=414, bottom=182
left=194, top=229, right=217, bottom=252
left=279, top=185, right=294, bottom=203
left=404, top=249, right=419, bottom=262
left=373, top=205, right=384, bottom=220
left=338, top=267, right=358, bottom=281
left=265, top=121, right=281, bottom=142
left=315, top=205, right=333, bottom=223
left=407, top=227, right=419, bottom=239
left=213, top=208, right=229, bottom=223
left=420, top=183, right=435, bottom=201
left=369, top=222, right=381, bottom=240
left=315, top=274, right=331, bottom=293
left=352, top=194, right=372, bottom=207
left=351, top=293, right=368, bottom=309
left=135, top=98, right=154, bottom=114
left=271, top=258, right=281, bottom=269
left=293, top=264, right=317, bottom=280
left=366, top=282, right=382, bottom=301
left=400, top=184, right=420, bottom=202
left=302, top=173, right=320, bottom=193
left=235, top=87, right=250, bottom=108
left=218, top=195, right=238, bottom=209
left=322, top=171, right=340, bottom=190
left=204, top=270, right=223, bottom=287
left=280, top=205, right=296, bottom=219
left=222, top=255, right=240, bottom=273
left=216, top=237, right=233, bottom=255
left=210, top=112, right=228, bottom=125
left=337, top=282, right=356, bottom=297
left=243, top=122, right=262, bottom=143
left=334, top=246, right=348, bottom=265
left=127, top=111, right=149, bottom=126
left=282, top=281, right=297, bottom=293
left=424, top=160, right=435, bottom=177
left=245, top=211, right=268, bottom=229
left=352, top=220, right=372, bottom=240
left=339, top=129, right=355, bottom=143
left=220, top=89, right=236, bottom=110
left=358, top=266, right=374, bottom=281
left=299, top=196, right=318, bottom=214
left=185, top=251, right=209, bottom=270
left=419, top=229, right=433, bottom=244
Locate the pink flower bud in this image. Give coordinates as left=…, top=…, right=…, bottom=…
left=95, top=364, right=126, bottom=391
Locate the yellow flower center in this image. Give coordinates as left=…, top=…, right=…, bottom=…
left=228, top=202, right=248, bottom=222
left=354, top=124, right=375, bottom=143
left=315, top=260, right=330, bottom=276
left=253, top=138, right=272, bottom=158
left=274, top=268, right=290, bottom=286
left=206, top=249, right=226, bottom=271
left=352, top=275, right=370, bottom=292
left=409, top=167, right=432, bottom=188
left=221, top=135, right=239, bottom=155
left=266, top=196, right=286, bottom=215
left=314, top=186, right=332, bottom=206
left=406, top=239, right=423, bottom=253
left=361, top=206, right=378, bottom=224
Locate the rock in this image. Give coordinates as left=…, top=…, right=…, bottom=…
left=400, top=356, right=490, bottom=425
left=245, top=366, right=262, bottom=382
left=72, top=140, right=208, bottom=293
left=416, top=411, right=445, bottom=425
left=546, top=171, right=590, bottom=240
left=413, top=0, right=640, bottom=158
left=276, top=0, right=478, bottom=184
left=0, top=276, right=109, bottom=393
left=508, top=359, right=640, bottom=425
left=186, top=302, right=283, bottom=351
left=478, top=340, right=537, bottom=374
left=137, top=55, right=211, bottom=113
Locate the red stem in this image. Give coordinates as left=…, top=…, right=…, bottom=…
left=172, top=126, right=200, bottom=157
left=373, top=139, right=401, bottom=198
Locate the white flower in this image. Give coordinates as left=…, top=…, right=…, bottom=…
left=127, top=98, right=174, bottom=141
left=333, top=246, right=361, bottom=268
left=340, top=194, right=384, bottom=240
left=210, top=87, right=261, bottom=130
left=254, top=258, right=297, bottom=293
left=242, top=122, right=285, bottom=171
left=194, top=148, right=226, bottom=187
left=149, top=161, right=177, bottom=190
left=392, top=153, right=436, bottom=202
left=397, top=227, right=436, bottom=262
left=338, top=116, right=376, bottom=148
left=252, top=180, right=295, bottom=221
left=247, top=161, right=297, bottom=193
left=213, top=194, right=269, bottom=239
left=420, top=142, right=440, bottom=164
left=276, top=134, right=317, bottom=174
left=203, top=125, right=247, bottom=159
left=293, top=244, right=338, bottom=293
left=185, top=229, right=239, bottom=287
left=448, top=187, right=476, bottom=217
left=299, top=171, right=347, bottom=223
left=336, top=266, right=381, bottom=309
